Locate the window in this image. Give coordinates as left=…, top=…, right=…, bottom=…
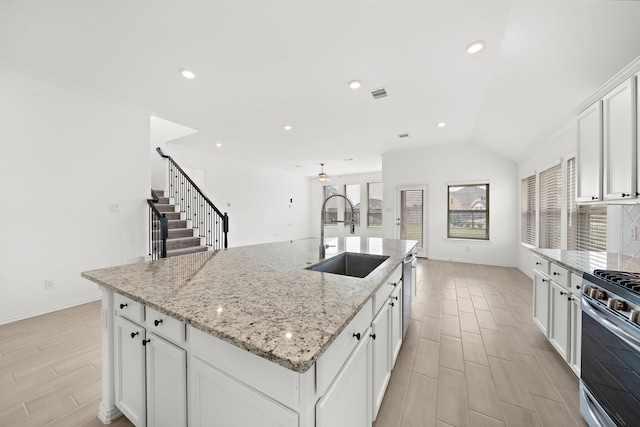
left=344, top=184, right=360, bottom=227
left=447, top=184, right=489, bottom=240
left=567, top=157, right=607, bottom=251
left=323, top=185, right=338, bottom=225
left=521, top=175, right=536, bottom=246
left=539, top=163, right=562, bottom=249
left=367, top=182, right=382, bottom=227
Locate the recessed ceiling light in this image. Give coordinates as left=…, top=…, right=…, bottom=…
left=283, top=125, right=293, bottom=131
left=180, top=68, right=196, bottom=79
left=348, top=80, right=361, bottom=90
left=466, top=41, right=485, bottom=54
left=437, top=122, right=447, bottom=127
left=216, top=143, right=222, bottom=147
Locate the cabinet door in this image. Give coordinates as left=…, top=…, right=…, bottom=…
left=603, top=77, right=637, bottom=201
left=532, top=272, right=550, bottom=337
left=371, top=302, right=391, bottom=421
left=548, top=281, right=570, bottom=361
left=317, top=330, right=371, bottom=427
left=189, top=356, right=298, bottom=427
left=146, top=333, right=187, bottom=427
left=577, top=101, right=603, bottom=203
left=390, top=284, right=403, bottom=367
left=114, top=316, right=146, bottom=427
left=569, top=294, right=582, bottom=377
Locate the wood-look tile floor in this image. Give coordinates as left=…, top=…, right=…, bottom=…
left=0, top=259, right=586, bottom=426
left=374, top=259, right=588, bottom=427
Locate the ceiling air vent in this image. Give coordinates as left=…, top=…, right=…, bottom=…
left=371, top=87, right=388, bottom=100
left=398, top=133, right=409, bottom=139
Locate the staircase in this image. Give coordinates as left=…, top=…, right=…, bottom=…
left=150, top=189, right=208, bottom=258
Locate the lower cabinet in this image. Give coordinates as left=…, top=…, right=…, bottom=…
left=316, top=330, right=372, bottom=427
left=532, top=272, right=550, bottom=336
left=189, top=355, right=298, bottom=427
left=113, top=315, right=187, bottom=427
left=114, top=316, right=146, bottom=426
left=371, top=301, right=391, bottom=420
left=390, top=284, right=402, bottom=367
left=548, top=280, right=570, bottom=360
left=531, top=255, right=582, bottom=378
left=568, top=293, right=582, bottom=377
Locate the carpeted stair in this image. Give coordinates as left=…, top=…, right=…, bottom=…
left=152, top=189, right=208, bottom=257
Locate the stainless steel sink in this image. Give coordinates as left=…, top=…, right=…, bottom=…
left=307, top=252, right=389, bottom=278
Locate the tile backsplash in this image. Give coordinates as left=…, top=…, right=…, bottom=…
left=621, top=205, right=640, bottom=257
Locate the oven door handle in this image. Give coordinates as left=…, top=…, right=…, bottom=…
left=582, top=296, right=640, bottom=353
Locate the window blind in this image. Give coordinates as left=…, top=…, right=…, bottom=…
left=368, top=182, right=383, bottom=227
left=567, top=157, right=607, bottom=251
left=344, top=184, right=360, bottom=227
left=539, top=163, right=562, bottom=249
left=521, top=175, right=536, bottom=246
left=401, top=190, right=424, bottom=247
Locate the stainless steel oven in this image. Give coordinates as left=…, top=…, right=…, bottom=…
left=580, top=270, right=640, bottom=427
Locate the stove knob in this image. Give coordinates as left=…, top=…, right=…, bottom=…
left=583, top=285, right=593, bottom=295
left=630, top=310, right=640, bottom=324
left=607, top=299, right=627, bottom=311
left=593, top=290, right=607, bottom=300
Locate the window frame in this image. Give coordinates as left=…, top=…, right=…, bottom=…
left=520, top=174, right=536, bottom=247
left=447, top=183, right=490, bottom=241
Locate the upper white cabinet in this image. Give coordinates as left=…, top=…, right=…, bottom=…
left=576, top=101, right=603, bottom=203
left=603, top=77, right=637, bottom=201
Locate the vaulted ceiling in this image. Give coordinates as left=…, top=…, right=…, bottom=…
left=2, top=1, right=640, bottom=178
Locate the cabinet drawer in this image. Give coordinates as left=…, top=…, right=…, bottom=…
left=570, top=273, right=583, bottom=296
left=114, top=293, right=143, bottom=323
left=373, top=265, right=402, bottom=316
left=532, top=254, right=550, bottom=275
left=145, top=306, right=185, bottom=344
left=550, top=264, right=570, bottom=289
left=317, top=299, right=372, bottom=395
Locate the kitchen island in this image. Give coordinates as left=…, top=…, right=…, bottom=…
left=82, top=237, right=417, bottom=427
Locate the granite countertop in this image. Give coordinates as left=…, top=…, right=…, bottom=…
left=82, top=237, right=417, bottom=373
left=531, top=248, right=640, bottom=275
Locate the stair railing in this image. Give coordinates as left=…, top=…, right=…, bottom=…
left=156, top=147, right=229, bottom=251
left=148, top=190, right=168, bottom=259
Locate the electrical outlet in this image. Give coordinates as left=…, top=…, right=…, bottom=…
left=45, top=279, right=54, bottom=290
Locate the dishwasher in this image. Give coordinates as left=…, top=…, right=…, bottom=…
left=402, top=252, right=416, bottom=339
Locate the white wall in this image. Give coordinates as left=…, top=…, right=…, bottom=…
left=0, top=67, right=150, bottom=324
left=382, top=144, right=519, bottom=267
left=309, top=171, right=384, bottom=239
left=162, top=143, right=311, bottom=247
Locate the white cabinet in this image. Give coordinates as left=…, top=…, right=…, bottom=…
left=532, top=272, right=550, bottom=337
left=114, top=316, right=146, bottom=427
left=568, top=292, right=582, bottom=377
left=389, top=284, right=402, bottom=367
left=577, top=101, right=603, bottom=203
left=145, top=333, right=187, bottom=427
left=113, top=296, right=187, bottom=427
left=548, top=280, right=570, bottom=360
left=189, top=355, right=298, bottom=427
left=317, top=330, right=371, bottom=427
left=371, top=301, right=391, bottom=421
left=603, top=77, right=637, bottom=201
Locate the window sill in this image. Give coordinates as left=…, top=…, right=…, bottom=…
left=444, top=238, right=490, bottom=243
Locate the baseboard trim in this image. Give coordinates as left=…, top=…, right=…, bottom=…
left=0, top=295, right=101, bottom=325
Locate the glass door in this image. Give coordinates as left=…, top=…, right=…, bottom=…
left=396, top=186, right=427, bottom=258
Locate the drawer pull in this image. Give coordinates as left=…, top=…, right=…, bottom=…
left=119, top=303, right=128, bottom=309
left=130, top=332, right=138, bottom=339
left=622, top=193, right=630, bottom=197
left=392, top=296, right=399, bottom=301
left=142, top=339, right=150, bottom=346
left=535, top=262, right=541, bottom=265
left=353, top=332, right=361, bottom=341
left=591, top=196, right=598, bottom=200
left=154, top=319, right=163, bottom=327
left=391, top=282, right=398, bottom=287
left=390, top=302, right=395, bottom=307
left=553, top=272, right=560, bottom=276
left=370, top=333, right=376, bottom=340
left=560, top=291, right=567, bottom=296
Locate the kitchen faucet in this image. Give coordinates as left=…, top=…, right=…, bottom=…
left=320, top=193, right=356, bottom=259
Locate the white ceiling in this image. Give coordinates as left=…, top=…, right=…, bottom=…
left=2, top=1, right=640, bottom=178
